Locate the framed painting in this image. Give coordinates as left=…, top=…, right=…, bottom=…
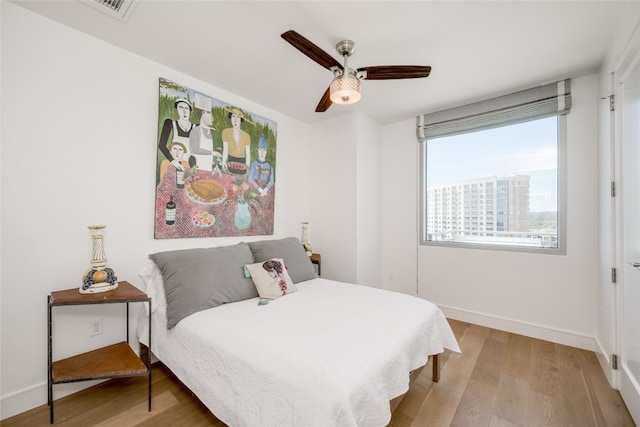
left=154, top=78, right=277, bottom=239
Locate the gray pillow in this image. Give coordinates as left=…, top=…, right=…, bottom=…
left=248, top=237, right=316, bottom=283
left=150, top=242, right=257, bottom=329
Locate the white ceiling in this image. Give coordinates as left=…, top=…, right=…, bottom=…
left=10, top=1, right=637, bottom=124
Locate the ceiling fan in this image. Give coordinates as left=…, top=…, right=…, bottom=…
left=281, top=30, right=431, bottom=112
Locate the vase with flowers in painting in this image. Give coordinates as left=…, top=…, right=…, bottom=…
left=227, top=178, right=262, bottom=230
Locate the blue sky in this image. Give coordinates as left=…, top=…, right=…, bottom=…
left=426, top=117, right=558, bottom=212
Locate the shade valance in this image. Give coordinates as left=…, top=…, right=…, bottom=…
left=416, top=79, right=571, bottom=142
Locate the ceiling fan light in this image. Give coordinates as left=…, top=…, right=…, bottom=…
left=330, top=75, right=361, bottom=105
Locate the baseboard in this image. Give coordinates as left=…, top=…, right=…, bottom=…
left=1, top=381, right=45, bottom=421
left=1, top=379, right=103, bottom=421
left=439, top=305, right=597, bottom=351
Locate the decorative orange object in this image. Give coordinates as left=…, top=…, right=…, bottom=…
left=92, top=270, right=108, bottom=283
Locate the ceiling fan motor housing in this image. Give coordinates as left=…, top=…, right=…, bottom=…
left=335, top=39, right=356, bottom=57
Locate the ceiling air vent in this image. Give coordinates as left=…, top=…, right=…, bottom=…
left=81, top=0, right=138, bottom=22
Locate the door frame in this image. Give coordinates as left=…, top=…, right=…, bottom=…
left=613, top=21, right=640, bottom=424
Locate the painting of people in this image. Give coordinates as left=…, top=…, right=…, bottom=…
left=154, top=78, right=277, bottom=239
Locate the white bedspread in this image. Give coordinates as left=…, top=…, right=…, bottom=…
left=138, top=278, right=460, bottom=427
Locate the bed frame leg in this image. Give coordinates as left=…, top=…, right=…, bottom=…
left=432, top=353, right=440, bottom=382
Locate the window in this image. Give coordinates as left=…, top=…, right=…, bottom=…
left=417, top=80, right=570, bottom=253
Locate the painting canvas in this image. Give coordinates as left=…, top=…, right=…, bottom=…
left=154, top=78, right=276, bottom=239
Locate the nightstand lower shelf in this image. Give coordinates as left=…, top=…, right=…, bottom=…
left=52, top=342, right=148, bottom=384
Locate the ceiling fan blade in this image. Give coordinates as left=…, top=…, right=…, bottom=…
left=358, top=65, right=431, bottom=80
left=315, top=87, right=333, bottom=112
left=281, top=30, right=343, bottom=71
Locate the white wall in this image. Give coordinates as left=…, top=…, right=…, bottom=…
left=0, top=2, right=312, bottom=419
left=355, top=113, right=382, bottom=288
left=380, top=119, right=420, bottom=296
left=307, top=112, right=383, bottom=287
left=381, top=75, right=601, bottom=351
left=308, top=113, right=358, bottom=283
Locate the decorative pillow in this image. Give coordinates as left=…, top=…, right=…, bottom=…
left=248, top=237, right=316, bottom=283
left=245, top=258, right=297, bottom=300
left=149, top=242, right=258, bottom=329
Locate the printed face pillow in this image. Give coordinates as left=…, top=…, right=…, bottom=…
left=245, top=258, right=297, bottom=300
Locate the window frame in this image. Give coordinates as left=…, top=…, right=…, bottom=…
left=419, top=114, right=567, bottom=255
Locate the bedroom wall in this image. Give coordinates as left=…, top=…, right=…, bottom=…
left=380, top=74, right=601, bottom=351
left=379, top=120, right=420, bottom=296
left=0, top=2, right=317, bottom=419
left=355, top=113, right=382, bottom=288
left=308, top=113, right=358, bottom=283
left=306, top=112, right=382, bottom=287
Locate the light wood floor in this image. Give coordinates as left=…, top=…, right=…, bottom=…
left=3, top=320, right=635, bottom=426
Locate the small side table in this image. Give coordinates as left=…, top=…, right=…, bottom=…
left=47, top=281, right=151, bottom=423
left=309, top=253, right=321, bottom=276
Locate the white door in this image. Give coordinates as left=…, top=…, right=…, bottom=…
left=618, top=27, right=640, bottom=424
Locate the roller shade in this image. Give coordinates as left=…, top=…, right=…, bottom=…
left=416, top=79, right=571, bottom=142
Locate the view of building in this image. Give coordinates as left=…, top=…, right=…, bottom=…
left=426, top=175, right=533, bottom=245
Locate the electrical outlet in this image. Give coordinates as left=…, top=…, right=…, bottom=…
left=90, top=318, right=103, bottom=336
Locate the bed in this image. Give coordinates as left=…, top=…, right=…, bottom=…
left=137, top=238, right=460, bottom=427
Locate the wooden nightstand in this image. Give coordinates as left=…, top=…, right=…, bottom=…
left=47, top=281, right=151, bottom=423
left=309, top=253, right=321, bottom=276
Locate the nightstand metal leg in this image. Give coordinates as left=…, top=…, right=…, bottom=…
left=126, top=302, right=129, bottom=343
left=48, top=296, right=53, bottom=423
left=148, top=297, right=152, bottom=412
